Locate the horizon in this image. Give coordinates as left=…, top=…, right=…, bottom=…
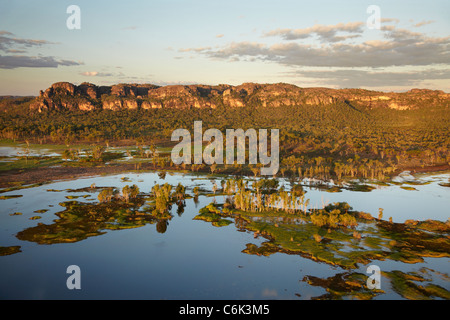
left=1, top=0, right=449, bottom=95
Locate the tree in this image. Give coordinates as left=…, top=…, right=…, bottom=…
left=98, top=188, right=116, bottom=202
left=92, top=145, right=105, bottom=161
left=174, top=183, right=186, bottom=201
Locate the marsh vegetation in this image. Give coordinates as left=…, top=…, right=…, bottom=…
left=0, top=168, right=448, bottom=299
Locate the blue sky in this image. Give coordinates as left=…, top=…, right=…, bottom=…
left=0, top=0, right=449, bottom=95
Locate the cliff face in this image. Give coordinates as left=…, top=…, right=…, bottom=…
left=29, top=81, right=450, bottom=112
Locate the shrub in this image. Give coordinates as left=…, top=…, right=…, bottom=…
left=313, top=234, right=322, bottom=242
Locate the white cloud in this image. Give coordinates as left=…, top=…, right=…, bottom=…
left=184, top=22, right=450, bottom=68
left=80, top=71, right=113, bottom=77
left=264, top=22, right=364, bottom=42
left=179, top=20, right=450, bottom=90
left=413, top=20, right=435, bottom=27
left=284, top=67, right=450, bottom=88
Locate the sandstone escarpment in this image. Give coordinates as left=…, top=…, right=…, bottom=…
left=29, top=82, right=450, bottom=112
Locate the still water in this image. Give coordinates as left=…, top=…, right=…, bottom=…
left=0, top=170, right=449, bottom=299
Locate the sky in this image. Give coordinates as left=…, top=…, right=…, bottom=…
left=0, top=0, right=449, bottom=95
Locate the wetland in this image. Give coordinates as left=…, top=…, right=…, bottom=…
left=0, top=143, right=449, bottom=300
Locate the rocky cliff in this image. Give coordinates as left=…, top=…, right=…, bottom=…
left=29, top=81, right=450, bottom=112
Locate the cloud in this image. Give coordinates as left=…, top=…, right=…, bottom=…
left=0, top=31, right=81, bottom=69
left=261, top=288, right=278, bottom=298
left=179, top=46, right=212, bottom=53
left=80, top=71, right=113, bottom=77
left=0, top=31, right=55, bottom=51
left=381, top=18, right=400, bottom=24
left=413, top=20, right=435, bottom=28
left=81, top=71, right=98, bottom=76
left=179, top=20, right=450, bottom=90
left=264, top=22, right=364, bottom=42
left=216, top=34, right=224, bottom=38
left=5, top=49, right=26, bottom=53
left=284, top=68, right=450, bottom=88
left=0, top=55, right=81, bottom=69
left=185, top=22, right=450, bottom=68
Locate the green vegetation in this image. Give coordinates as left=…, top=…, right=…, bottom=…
left=0, top=194, right=23, bottom=200
left=14, top=181, right=192, bottom=244
left=303, top=272, right=384, bottom=300
left=1, top=97, right=448, bottom=181
left=383, top=270, right=450, bottom=300
left=189, top=184, right=450, bottom=300
left=1, top=92, right=448, bottom=298
left=194, top=203, right=233, bottom=227
left=400, top=186, right=417, bottom=191
left=193, top=178, right=450, bottom=274
left=34, top=209, right=49, bottom=213
left=5, top=172, right=449, bottom=299
left=0, top=246, right=21, bottom=256
left=0, top=156, right=63, bottom=172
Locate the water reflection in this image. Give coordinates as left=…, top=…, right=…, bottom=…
left=16, top=198, right=170, bottom=243
left=1, top=170, right=449, bottom=299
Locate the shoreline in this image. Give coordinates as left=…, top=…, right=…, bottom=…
left=1, top=160, right=449, bottom=190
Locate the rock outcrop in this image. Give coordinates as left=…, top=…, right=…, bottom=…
left=29, top=82, right=450, bottom=112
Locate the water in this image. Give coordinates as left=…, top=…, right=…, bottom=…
left=0, top=146, right=61, bottom=158
left=0, top=170, right=449, bottom=299
left=299, top=172, right=450, bottom=223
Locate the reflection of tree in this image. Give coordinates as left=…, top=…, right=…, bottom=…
left=176, top=202, right=185, bottom=217
left=193, top=195, right=199, bottom=207
left=158, top=171, right=167, bottom=180
left=156, top=219, right=169, bottom=233
left=302, top=272, right=382, bottom=300
left=234, top=217, right=248, bottom=231
left=16, top=199, right=148, bottom=244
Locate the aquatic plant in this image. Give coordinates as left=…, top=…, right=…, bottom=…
left=313, top=234, right=322, bottom=242
left=174, top=182, right=186, bottom=201
left=309, top=203, right=358, bottom=229
left=98, top=188, right=117, bottom=203
left=193, top=186, right=200, bottom=196
left=121, top=184, right=140, bottom=202
left=353, top=231, right=362, bottom=239
left=151, top=183, right=173, bottom=214
left=194, top=203, right=233, bottom=227
left=303, top=272, right=384, bottom=300
left=0, top=246, right=21, bottom=256
left=383, top=270, right=450, bottom=300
